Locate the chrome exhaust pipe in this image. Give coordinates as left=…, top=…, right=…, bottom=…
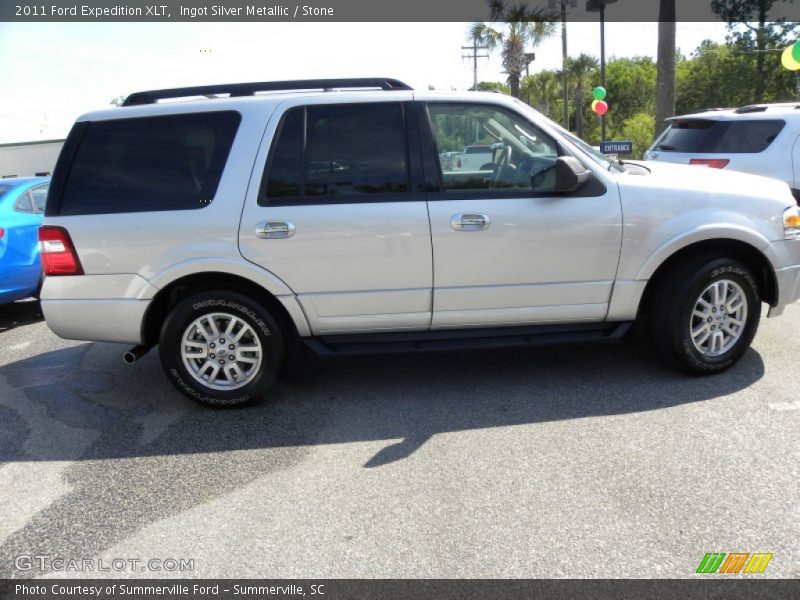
left=124, top=344, right=153, bottom=364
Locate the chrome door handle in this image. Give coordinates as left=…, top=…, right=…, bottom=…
left=451, top=213, right=490, bottom=231
left=255, top=221, right=295, bottom=239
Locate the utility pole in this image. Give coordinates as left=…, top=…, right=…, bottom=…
left=462, top=40, right=489, bottom=91
left=550, top=0, right=577, bottom=129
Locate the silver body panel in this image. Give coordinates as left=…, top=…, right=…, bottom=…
left=427, top=192, right=622, bottom=328
left=39, top=91, right=800, bottom=345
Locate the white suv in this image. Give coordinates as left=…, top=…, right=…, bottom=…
left=644, top=103, right=800, bottom=200
left=39, top=78, right=800, bottom=406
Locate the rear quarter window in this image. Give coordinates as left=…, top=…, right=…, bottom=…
left=57, top=111, right=241, bottom=215
left=656, top=118, right=784, bottom=154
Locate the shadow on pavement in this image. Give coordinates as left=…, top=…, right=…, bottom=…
left=0, top=300, right=42, bottom=333
left=0, top=335, right=765, bottom=576
left=1, top=335, right=765, bottom=466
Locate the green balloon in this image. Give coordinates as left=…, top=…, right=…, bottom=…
left=592, top=86, right=606, bottom=101
left=793, top=40, right=800, bottom=62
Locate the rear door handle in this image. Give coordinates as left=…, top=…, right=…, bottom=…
left=255, top=221, right=295, bottom=239
left=451, top=213, right=490, bottom=231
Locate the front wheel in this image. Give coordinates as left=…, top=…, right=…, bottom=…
left=159, top=291, right=285, bottom=407
left=649, top=257, right=761, bottom=373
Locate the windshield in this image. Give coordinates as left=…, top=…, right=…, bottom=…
left=514, top=100, right=624, bottom=173
left=0, top=185, right=10, bottom=199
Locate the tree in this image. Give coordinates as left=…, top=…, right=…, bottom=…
left=565, top=53, right=598, bottom=139
left=655, top=0, right=676, bottom=136
left=711, top=0, right=799, bottom=102
left=675, top=38, right=798, bottom=113
left=619, top=113, right=655, bottom=160
left=110, top=96, right=125, bottom=107
left=522, top=71, right=560, bottom=115
left=477, top=81, right=511, bottom=94
left=469, top=0, right=557, bottom=99
left=604, top=57, right=657, bottom=133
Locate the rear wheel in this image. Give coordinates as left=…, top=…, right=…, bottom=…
left=648, top=256, right=760, bottom=373
left=159, top=291, right=284, bottom=407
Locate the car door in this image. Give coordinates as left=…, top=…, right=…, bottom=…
left=239, top=98, right=433, bottom=335
left=422, top=101, right=622, bottom=329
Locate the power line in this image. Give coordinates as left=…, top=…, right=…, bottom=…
left=462, top=41, right=489, bottom=91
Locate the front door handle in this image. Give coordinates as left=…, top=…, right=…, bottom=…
left=451, top=213, right=491, bottom=231
left=255, top=221, right=295, bottom=239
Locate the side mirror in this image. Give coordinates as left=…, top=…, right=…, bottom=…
left=553, top=156, right=590, bottom=193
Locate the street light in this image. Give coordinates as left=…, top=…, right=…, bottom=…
left=549, top=0, right=577, bottom=129
left=586, top=0, right=617, bottom=141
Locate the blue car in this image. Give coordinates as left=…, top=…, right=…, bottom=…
left=0, top=177, right=50, bottom=304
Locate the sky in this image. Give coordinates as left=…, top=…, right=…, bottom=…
left=0, top=21, right=728, bottom=144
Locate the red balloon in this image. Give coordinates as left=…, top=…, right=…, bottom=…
left=594, top=100, right=608, bottom=116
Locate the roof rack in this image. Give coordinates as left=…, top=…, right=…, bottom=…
left=735, top=102, right=800, bottom=114
left=122, top=78, right=413, bottom=106
left=686, top=107, right=733, bottom=114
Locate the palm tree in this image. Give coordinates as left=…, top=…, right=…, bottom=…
left=655, top=0, right=676, bottom=135
left=565, top=53, right=599, bottom=139
left=522, top=71, right=560, bottom=117
left=469, top=0, right=557, bottom=99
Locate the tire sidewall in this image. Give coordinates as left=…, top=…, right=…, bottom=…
left=159, top=292, right=284, bottom=407
left=673, top=260, right=760, bottom=372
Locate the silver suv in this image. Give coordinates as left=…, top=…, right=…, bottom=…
left=39, top=78, right=800, bottom=406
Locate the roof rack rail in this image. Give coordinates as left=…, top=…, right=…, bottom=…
left=735, top=105, right=769, bottom=114
left=736, top=102, right=800, bottom=113
left=687, top=107, right=732, bottom=114
left=122, top=78, right=413, bottom=106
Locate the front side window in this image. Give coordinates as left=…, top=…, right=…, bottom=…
left=263, top=103, right=409, bottom=203
left=59, top=111, right=241, bottom=215
left=427, top=103, right=560, bottom=193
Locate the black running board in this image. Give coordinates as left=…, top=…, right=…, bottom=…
left=304, top=322, right=632, bottom=356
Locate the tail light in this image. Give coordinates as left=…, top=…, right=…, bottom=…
left=689, top=158, right=730, bottom=169
left=38, top=226, right=83, bottom=276
left=456, top=158, right=462, bottom=168
left=0, top=228, right=4, bottom=239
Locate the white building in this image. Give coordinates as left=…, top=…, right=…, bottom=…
left=0, top=139, right=64, bottom=179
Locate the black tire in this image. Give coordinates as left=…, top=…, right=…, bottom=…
left=648, top=256, right=760, bottom=374
left=159, top=290, right=285, bottom=407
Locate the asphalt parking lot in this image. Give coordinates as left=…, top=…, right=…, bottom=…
left=0, top=299, right=798, bottom=579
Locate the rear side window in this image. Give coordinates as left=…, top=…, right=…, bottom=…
left=58, top=111, right=240, bottom=215
left=655, top=119, right=784, bottom=154
left=30, top=185, right=49, bottom=212
left=710, top=120, right=785, bottom=153
left=262, top=103, right=409, bottom=203
left=14, top=192, right=34, bottom=213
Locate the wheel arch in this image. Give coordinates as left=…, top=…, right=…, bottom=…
left=141, top=271, right=308, bottom=348
left=638, top=238, right=778, bottom=316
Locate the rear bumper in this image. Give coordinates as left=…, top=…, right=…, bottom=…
left=39, top=274, right=157, bottom=344
left=41, top=298, right=149, bottom=344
